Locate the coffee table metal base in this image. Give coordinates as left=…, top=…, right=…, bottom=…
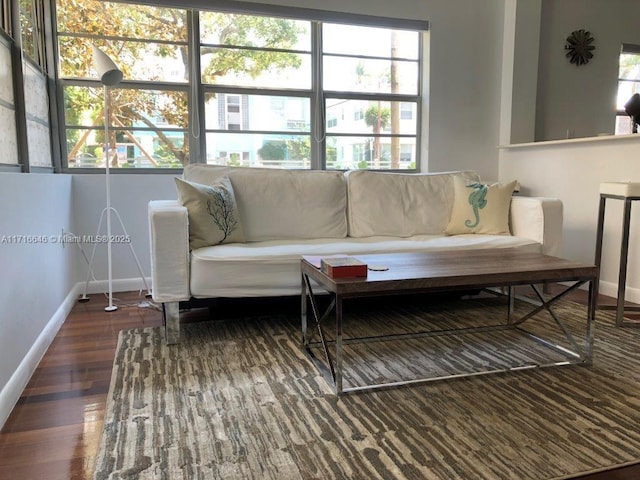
left=301, top=276, right=595, bottom=396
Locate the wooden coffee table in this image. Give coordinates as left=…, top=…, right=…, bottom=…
left=300, top=248, right=598, bottom=395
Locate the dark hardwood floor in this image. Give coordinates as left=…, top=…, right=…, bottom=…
left=0, top=288, right=638, bottom=479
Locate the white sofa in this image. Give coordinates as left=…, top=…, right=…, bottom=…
left=149, top=165, right=562, bottom=343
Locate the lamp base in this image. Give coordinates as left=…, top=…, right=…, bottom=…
left=80, top=205, right=152, bottom=311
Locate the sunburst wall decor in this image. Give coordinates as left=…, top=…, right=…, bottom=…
left=565, top=29, right=595, bottom=66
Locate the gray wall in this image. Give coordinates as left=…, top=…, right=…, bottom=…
left=0, top=173, right=75, bottom=427
left=418, top=0, right=506, bottom=179
left=71, top=174, right=178, bottom=285
left=536, top=0, right=640, bottom=141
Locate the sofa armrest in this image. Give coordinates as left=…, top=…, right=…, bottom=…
left=510, top=196, right=563, bottom=257
left=148, top=200, right=191, bottom=303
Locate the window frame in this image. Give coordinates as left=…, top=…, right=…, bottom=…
left=55, top=3, right=193, bottom=172
left=615, top=43, right=640, bottom=135
left=1, top=0, right=12, bottom=36
left=0, top=0, right=51, bottom=173
left=53, top=1, right=427, bottom=172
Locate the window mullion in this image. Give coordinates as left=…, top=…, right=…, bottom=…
left=188, top=10, right=205, bottom=164
left=310, top=20, right=323, bottom=170
left=10, top=1, right=29, bottom=172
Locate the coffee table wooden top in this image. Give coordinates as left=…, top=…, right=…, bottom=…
left=301, top=249, right=597, bottom=297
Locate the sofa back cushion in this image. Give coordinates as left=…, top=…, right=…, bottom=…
left=184, top=164, right=348, bottom=241
left=346, top=170, right=480, bottom=237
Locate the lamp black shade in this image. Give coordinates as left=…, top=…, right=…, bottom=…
left=92, top=46, right=123, bottom=86
left=624, top=94, right=640, bottom=133
left=624, top=93, right=640, bottom=118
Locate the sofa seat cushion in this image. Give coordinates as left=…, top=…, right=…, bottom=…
left=183, top=164, right=348, bottom=242
left=189, top=234, right=541, bottom=298
left=346, top=170, right=480, bottom=238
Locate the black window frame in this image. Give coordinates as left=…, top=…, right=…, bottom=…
left=53, top=0, right=428, bottom=172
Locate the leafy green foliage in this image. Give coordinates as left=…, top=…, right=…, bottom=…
left=258, top=137, right=310, bottom=161
left=364, top=105, right=391, bottom=167
left=620, top=53, right=640, bottom=80
left=57, top=0, right=302, bottom=167
left=364, top=105, right=391, bottom=130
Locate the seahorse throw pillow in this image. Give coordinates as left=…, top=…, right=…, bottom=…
left=445, top=177, right=518, bottom=235
left=175, top=176, right=245, bottom=249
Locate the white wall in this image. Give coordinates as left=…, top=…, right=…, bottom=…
left=499, top=135, right=640, bottom=301
left=0, top=173, right=76, bottom=428
left=536, top=0, right=640, bottom=141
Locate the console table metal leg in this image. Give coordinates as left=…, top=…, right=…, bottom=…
left=593, top=195, right=606, bottom=292
left=615, top=199, right=633, bottom=326
left=594, top=193, right=640, bottom=326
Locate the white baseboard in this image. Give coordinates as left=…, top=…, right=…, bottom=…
left=545, top=279, right=640, bottom=306
left=597, top=280, right=640, bottom=305
left=78, top=277, right=152, bottom=296
left=0, top=283, right=82, bottom=430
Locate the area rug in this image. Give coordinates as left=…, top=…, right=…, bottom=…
left=93, top=297, right=640, bottom=479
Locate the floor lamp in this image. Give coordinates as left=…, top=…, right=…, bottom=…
left=80, top=46, right=151, bottom=311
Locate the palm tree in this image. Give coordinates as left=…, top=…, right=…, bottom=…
left=364, top=104, right=391, bottom=168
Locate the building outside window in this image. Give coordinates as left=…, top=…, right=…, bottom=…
left=55, top=0, right=425, bottom=171
left=400, top=102, right=413, bottom=120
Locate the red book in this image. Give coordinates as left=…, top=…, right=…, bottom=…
left=320, top=256, right=368, bottom=278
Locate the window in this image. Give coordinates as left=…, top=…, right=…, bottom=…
left=1, top=0, right=51, bottom=172
left=322, top=23, right=420, bottom=170
left=616, top=44, right=640, bottom=134
left=20, top=0, right=46, bottom=67
left=57, top=1, right=189, bottom=168
left=1, top=0, right=11, bottom=36
left=55, top=1, right=425, bottom=170
left=200, top=11, right=312, bottom=169
left=0, top=38, right=19, bottom=166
